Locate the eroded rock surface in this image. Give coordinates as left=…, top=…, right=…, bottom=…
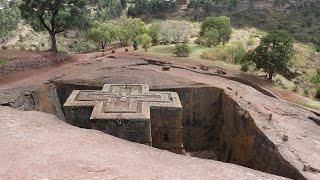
left=0, top=55, right=319, bottom=179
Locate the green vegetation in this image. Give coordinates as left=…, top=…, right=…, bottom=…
left=188, top=0, right=212, bottom=19
left=202, top=41, right=246, bottom=63
left=95, top=0, right=127, bottom=20
left=0, top=58, right=7, bottom=67
left=0, top=1, right=21, bottom=44
left=20, top=0, right=89, bottom=52
left=127, top=0, right=178, bottom=17
left=243, top=30, right=293, bottom=81
left=138, top=33, right=152, bottom=51
left=312, top=68, right=320, bottom=84
left=148, top=22, right=161, bottom=45
left=0, top=0, right=318, bottom=107
left=232, top=3, right=320, bottom=45
left=174, top=43, right=191, bottom=57
left=86, top=21, right=118, bottom=50
left=202, top=29, right=219, bottom=47
left=115, top=17, right=147, bottom=46
left=199, top=16, right=232, bottom=45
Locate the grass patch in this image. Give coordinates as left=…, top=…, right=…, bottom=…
left=201, top=41, right=246, bottom=63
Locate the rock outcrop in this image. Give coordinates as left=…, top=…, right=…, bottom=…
left=0, top=106, right=285, bottom=179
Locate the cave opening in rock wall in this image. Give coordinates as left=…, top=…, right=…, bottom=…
left=32, top=81, right=304, bottom=180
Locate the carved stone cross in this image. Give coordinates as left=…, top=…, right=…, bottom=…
left=63, top=84, right=182, bottom=120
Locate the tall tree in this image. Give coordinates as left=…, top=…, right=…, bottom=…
left=20, top=0, right=89, bottom=52
left=115, top=17, right=147, bottom=46
left=247, top=30, right=293, bottom=81
left=86, top=21, right=118, bottom=50
left=0, top=1, right=21, bottom=44
left=200, top=16, right=232, bottom=44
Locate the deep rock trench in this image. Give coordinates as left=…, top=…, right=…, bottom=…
left=1, top=81, right=308, bottom=179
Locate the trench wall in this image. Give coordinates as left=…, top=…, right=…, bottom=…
left=31, top=82, right=305, bottom=179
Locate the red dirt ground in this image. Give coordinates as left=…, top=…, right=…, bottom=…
left=0, top=49, right=319, bottom=112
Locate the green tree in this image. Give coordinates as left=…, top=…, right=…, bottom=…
left=188, top=0, right=212, bottom=16
left=174, top=43, right=191, bottom=57
left=247, top=30, right=293, bottom=81
left=200, top=16, right=232, bottom=44
left=20, top=0, right=89, bottom=52
left=86, top=21, right=118, bottom=50
left=95, top=0, right=125, bottom=20
left=148, top=22, right=160, bottom=45
left=0, top=1, right=21, bottom=44
left=203, top=29, right=219, bottom=47
left=127, top=0, right=178, bottom=17
left=138, top=33, right=152, bottom=51
left=116, top=17, right=147, bottom=47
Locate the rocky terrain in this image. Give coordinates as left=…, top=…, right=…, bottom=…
left=0, top=50, right=319, bottom=179
left=0, top=106, right=286, bottom=179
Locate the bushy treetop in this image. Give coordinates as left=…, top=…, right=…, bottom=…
left=200, top=16, right=232, bottom=44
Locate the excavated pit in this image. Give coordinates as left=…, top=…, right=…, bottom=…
left=26, top=81, right=305, bottom=179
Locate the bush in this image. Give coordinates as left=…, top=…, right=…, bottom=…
left=304, top=88, right=310, bottom=97
left=138, top=33, right=152, bottom=51
left=203, top=29, right=219, bottom=47
left=312, top=68, right=320, bottom=84
left=174, top=43, right=191, bottom=57
left=240, top=62, right=250, bottom=72
left=202, top=41, right=246, bottom=63
left=148, top=22, right=161, bottom=45
left=71, top=41, right=90, bottom=53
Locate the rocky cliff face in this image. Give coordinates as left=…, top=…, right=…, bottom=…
left=26, top=81, right=317, bottom=179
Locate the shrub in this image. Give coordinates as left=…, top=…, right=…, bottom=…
left=240, top=62, right=250, bottom=72
left=312, top=68, right=320, bottom=84
left=86, top=21, right=119, bottom=50
left=304, top=88, right=310, bottom=97
left=138, top=33, right=152, bottom=51
left=148, top=22, right=161, bottom=45
left=203, top=29, right=219, bottom=47
left=71, top=41, right=90, bottom=53
left=202, top=41, right=246, bottom=63
left=174, top=43, right=191, bottom=57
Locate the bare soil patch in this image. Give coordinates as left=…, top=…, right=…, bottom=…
left=0, top=50, right=72, bottom=77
